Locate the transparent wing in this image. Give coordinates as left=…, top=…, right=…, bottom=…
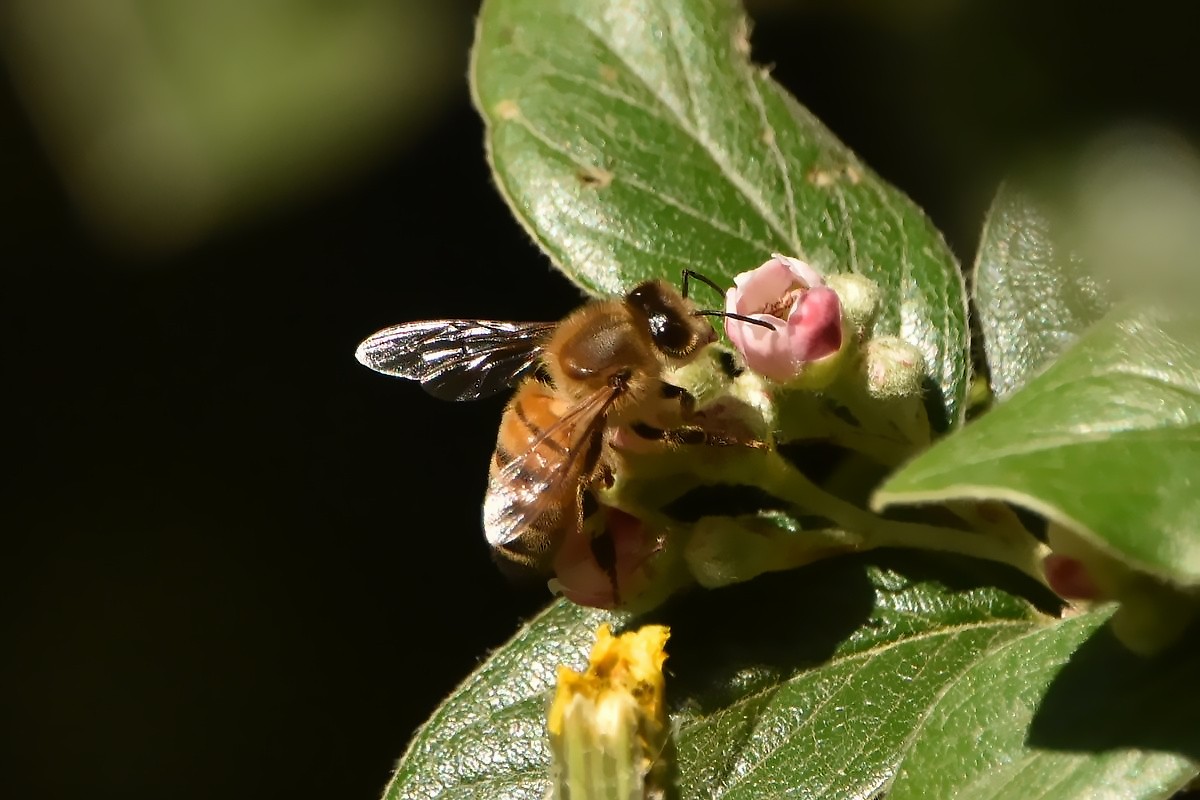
left=483, top=385, right=621, bottom=548
left=354, top=320, right=555, bottom=401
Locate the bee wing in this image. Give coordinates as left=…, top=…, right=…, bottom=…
left=354, top=320, right=556, bottom=401
left=483, top=384, right=621, bottom=548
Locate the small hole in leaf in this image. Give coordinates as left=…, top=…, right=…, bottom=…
left=576, top=166, right=613, bottom=188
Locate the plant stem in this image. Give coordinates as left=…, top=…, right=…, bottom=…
left=692, top=448, right=1051, bottom=587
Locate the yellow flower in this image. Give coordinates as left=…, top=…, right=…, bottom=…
left=548, top=624, right=673, bottom=800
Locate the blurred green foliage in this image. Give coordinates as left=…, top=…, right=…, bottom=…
left=1, top=0, right=459, bottom=251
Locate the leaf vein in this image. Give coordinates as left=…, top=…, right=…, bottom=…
left=886, top=619, right=1088, bottom=798
left=831, top=184, right=861, bottom=274
left=744, top=69, right=799, bottom=245
left=718, top=661, right=863, bottom=797
left=572, top=14, right=797, bottom=249
left=515, top=45, right=675, bottom=127
left=809, top=633, right=959, bottom=799
left=679, top=618, right=1033, bottom=732
left=620, top=174, right=777, bottom=251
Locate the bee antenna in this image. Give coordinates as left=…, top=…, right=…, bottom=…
left=680, top=269, right=726, bottom=300
left=692, top=309, right=777, bottom=331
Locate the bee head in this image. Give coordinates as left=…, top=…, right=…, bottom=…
left=624, top=280, right=717, bottom=360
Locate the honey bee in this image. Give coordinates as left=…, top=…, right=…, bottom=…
left=355, top=271, right=773, bottom=578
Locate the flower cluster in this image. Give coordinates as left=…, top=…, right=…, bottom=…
left=545, top=252, right=935, bottom=612
left=521, top=252, right=1196, bottom=668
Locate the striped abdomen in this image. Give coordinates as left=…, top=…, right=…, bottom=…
left=484, top=380, right=587, bottom=572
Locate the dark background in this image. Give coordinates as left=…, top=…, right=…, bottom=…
left=6, top=2, right=1198, bottom=799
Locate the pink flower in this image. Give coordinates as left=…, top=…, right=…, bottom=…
left=724, top=255, right=844, bottom=383
left=552, top=507, right=661, bottom=609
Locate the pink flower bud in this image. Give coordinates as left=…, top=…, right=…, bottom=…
left=724, top=255, right=844, bottom=383
left=552, top=507, right=661, bottom=609
left=1043, top=553, right=1103, bottom=600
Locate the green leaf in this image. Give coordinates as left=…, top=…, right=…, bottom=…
left=875, top=307, right=1200, bottom=584
left=890, top=609, right=1200, bottom=800
left=385, top=553, right=1052, bottom=800
left=973, top=185, right=1111, bottom=400
left=4, top=0, right=455, bottom=249
left=387, top=601, right=612, bottom=800
left=471, top=0, right=969, bottom=423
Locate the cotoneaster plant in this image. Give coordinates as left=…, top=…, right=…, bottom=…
left=377, top=1, right=1200, bottom=798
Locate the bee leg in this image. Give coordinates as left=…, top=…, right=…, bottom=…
left=651, top=382, right=767, bottom=447
left=590, top=462, right=615, bottom=490
left=565, top=487, right=621, bottom=606
left=580, top=416, right=608, bottom=477
left=589, top=524, right=621, bottom=606
left=581, top=430, right=621, bottom=602
left=630, top=421, right=718, bottom=446
left=630, top=420, right=767, bottom=449
left=658, top=382, right=696, bottom=421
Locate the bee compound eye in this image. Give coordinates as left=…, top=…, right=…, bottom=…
left=648, top=314, right=695, bottom=356
left=626, top=281, right=697, bottom=357
left=624, top=282, right=664, bottom=318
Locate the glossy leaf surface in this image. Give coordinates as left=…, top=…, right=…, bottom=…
left=472, top=0, right=970, bottom=422
left=386, top=554, right=1050, bottom=799
left=890, top=609, right=1200, bottom=800
left=973, top=185, right=1110, bottom=400
left=877, top=307, right=1200, bottom=584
